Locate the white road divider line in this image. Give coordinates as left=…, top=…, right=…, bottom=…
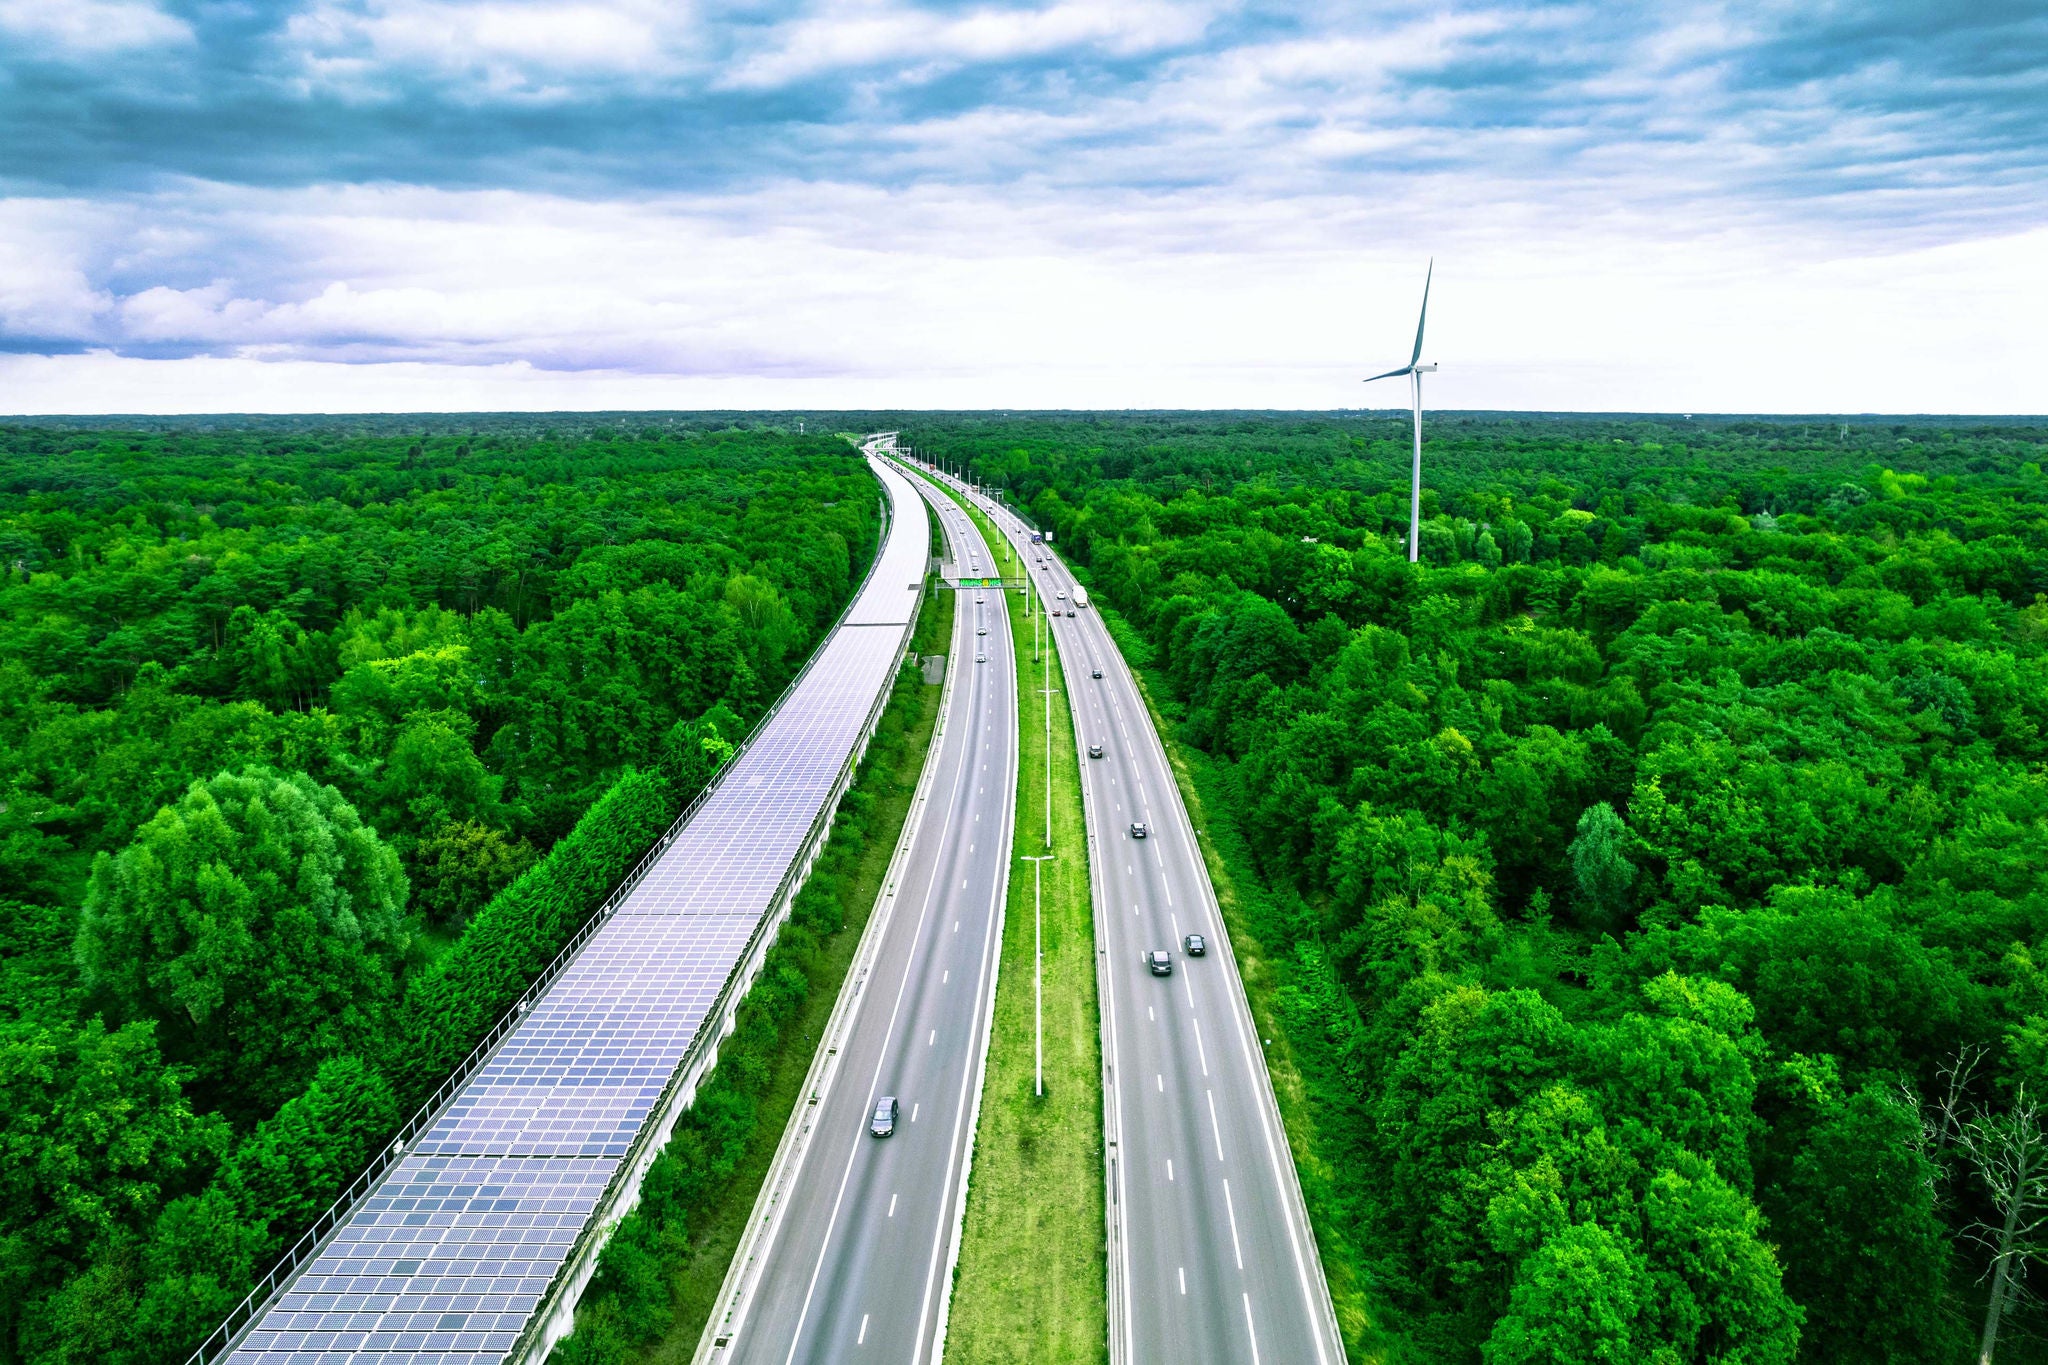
left=1225, top=1179, right=1245, bottom=1270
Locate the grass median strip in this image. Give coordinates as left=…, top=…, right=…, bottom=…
left=936, top=478, right=1108, bottom=1365
left=550, top=550, right=953, bottom=1365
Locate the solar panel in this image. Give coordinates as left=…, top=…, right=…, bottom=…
left=220, top=454, right=925, bottom=1364
left=842, top=460, right=926, bottom=626
left=227, top=1154, right=612, bottom=1364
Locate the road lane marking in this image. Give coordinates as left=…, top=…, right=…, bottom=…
left=1226, top=956, right=1336, bottom=1365
left=777, top=658, right=975, bottom=1365
left=1179, top=1267, right=1187, bottom=1295
left=929, top=1030, right=936, bottom=1046
left=912, top=1103, right=919, bottom=1122
left=1157, top=1074, right=1163, bottom=1091
left=943, top=971, right=949, bottom=984
left=859, top=1314, right=870, bottom=1345
left=1225, top=1179, right=1244, bottom=1269
left=889, top=1193, right=897, bottom=1217
left=1243, top=1293, right=1261, bottom=1365
left=1209, top=1090, right=1225, bottom=1161
left=1192, top=1015, right=1209, bottom=1076
left=1167, top=1159, right=1175, bottom=1181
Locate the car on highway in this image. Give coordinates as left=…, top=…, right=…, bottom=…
left=976, top=652, right=986, bottom=663
left=1067, top=609, right=1076, bottom=617
left=977, top=626, right=987, bottom=635
left=1056, top=591, right=1067, bottom=600
left=1092, top=669, right=1102, bottom=678
left=1089, top=743, right=1104, bottom=758
left=1130, top=821, right=1148, bottom=839
left=871, top=1096, right=899, bottom=1137
left=1146, top=950, right=1173, bottom=976
left=975, top=595, right=984, bottom=604
left=1183, top=933, right=1207, bottom=957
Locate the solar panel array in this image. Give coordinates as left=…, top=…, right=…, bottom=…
left=227, top=456, right=925, bottom=1365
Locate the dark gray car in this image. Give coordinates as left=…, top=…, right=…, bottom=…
left=871, top=1096, right=899, bottom=1137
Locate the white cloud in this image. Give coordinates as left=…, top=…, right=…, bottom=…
left=720, top=0, right=1221, bottom=90
left=0, top=0, right=191, bottom=53
left=279, top=0, right=691, bottom=95
left=0, top=179, right=2041, bottom=414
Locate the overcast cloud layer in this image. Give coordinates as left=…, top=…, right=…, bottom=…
left=1, top=0, right=2044, bottom=413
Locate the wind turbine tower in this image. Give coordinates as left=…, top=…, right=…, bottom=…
left=1364, top=261, right=1437, bottom=563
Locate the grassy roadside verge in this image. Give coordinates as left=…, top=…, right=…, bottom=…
left=1086, top=596, right=1389, bottom=1363
left=933, top=477, right=1108, bottom=1365
left=550, top=537, right=954, bottom=1365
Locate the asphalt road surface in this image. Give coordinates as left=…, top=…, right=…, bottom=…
left=718, top=479, right=1018, bottom=1365
left=928, top=467, right=1345, bottom=1365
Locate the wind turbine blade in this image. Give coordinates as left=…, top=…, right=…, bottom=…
left=1363, top=364, right=1413, bottom=383
left=1410, top=258, right=1433, bottom=367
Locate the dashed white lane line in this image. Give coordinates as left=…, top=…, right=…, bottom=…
left=888, top=1193, right=897, bottom=1218
left=1157, top=1074, right=1163, bottom=1091
left=1167, top=1159, right=1175, bottom=1182
left=1224, top=1178, right=1245, bottom=1269
left=943, top=970, right=949, bottom=983
left=1208, top=1089, right=1225, bottom=1161
left=1179, top=1267, right=1187, bottom=1295
left=1192, top=1015, right=1210, bottom=1077
left=911, top=1103, right=919, bottom=1122
left=1243, top=1293, right=1261, bottom=1365
left=929, top=1029, right=936, bottom=1046
left=859, top=1314, right=870, bottom=1346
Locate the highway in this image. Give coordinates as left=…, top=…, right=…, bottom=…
left=708, top=473, right=1018, bottom=1365
left=916, top=463, right=1345, bottom=1365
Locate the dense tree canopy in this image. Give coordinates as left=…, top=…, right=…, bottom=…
left=916, top=411, right=2048, bottom=1362
left=0, top=421, right=879, bottom=1363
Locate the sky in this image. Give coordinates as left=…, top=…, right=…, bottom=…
left=0, top=0, right=2043, bottom=414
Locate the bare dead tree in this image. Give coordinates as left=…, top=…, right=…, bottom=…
left=1952, top=1084, right=2048, bottom=1365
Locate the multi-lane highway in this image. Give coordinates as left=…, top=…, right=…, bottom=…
left=920, top=464, right=1345, bottom=1365
left=708, top=477, right=1018, bottom=1365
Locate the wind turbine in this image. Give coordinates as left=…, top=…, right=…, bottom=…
left=1364, top=261, right=1436, bottom=563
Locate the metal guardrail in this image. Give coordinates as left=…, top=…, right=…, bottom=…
left=189, top=457, right=910, bottom=1365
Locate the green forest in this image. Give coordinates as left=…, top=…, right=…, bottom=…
left=0, top=423, right=876, bottom=1363
left=912, top=412, right=2048, bottom=1364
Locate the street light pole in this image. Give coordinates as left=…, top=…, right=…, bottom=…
left=1039, top=663, right=1057, bottom=849
left=1021, top=853, right=1055, bottom=1097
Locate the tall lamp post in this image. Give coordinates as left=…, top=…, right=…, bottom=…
left=1020, top=853, right=1055, bottom=1097
left=1038, top=661, right=1057, bottom=848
